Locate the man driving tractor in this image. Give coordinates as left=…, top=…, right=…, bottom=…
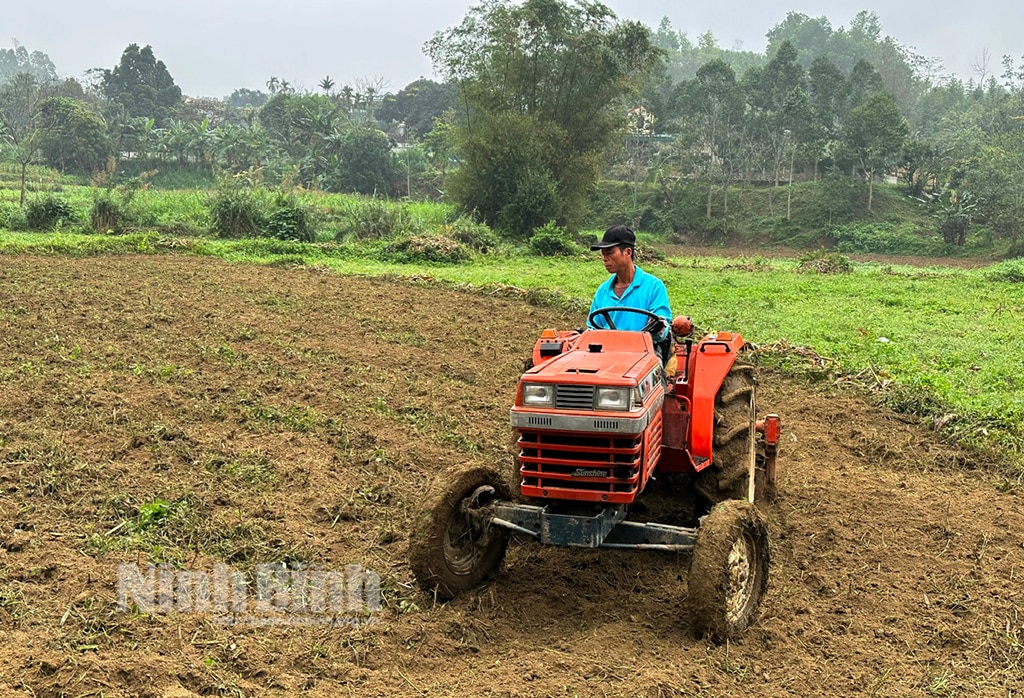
left=588, top=225, right=673, bottom=365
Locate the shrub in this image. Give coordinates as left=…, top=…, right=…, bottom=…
left=833, top=221, right=939, bottom=255
left=804, top=170, right=864, bottom=228
left=90, top=195, right=123, bottom=233
left=210, top=187, right=266, bottom=238
left=442, top=216, right=499, bottom=253
left=797, top=249, right=852, bottom=274
left=0, top=202, right=26, bottom=230
left=381, top=234, right=470, bottom=263
left=25, top=195, right=77, bottom=231
left=266, top=197, right=315, bottom=242
left=584, top=180, right=668, bottom=233
left=984, top=260, right=1024, bottom=283
left=334, top=198, right=413, bottom=241
left=495, top=167, right=560, bottom=238
left=634, top=245, right=666, bottom=265
left=529, top=221, right=578, bottom=257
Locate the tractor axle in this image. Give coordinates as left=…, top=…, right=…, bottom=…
left=487, top=501, right=698, bottom=551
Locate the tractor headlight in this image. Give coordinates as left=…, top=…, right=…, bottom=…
left=595, top=386, right=632, bottom=411
left=522, top=383, right=555, bottom=407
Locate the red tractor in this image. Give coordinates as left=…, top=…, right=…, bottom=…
left=409, top=308, right=781, bottom=640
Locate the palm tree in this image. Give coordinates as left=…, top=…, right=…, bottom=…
left=363, top=85, right=378, bottom=120
left=319, top=76, right=335, bottom=94
left=266, top=76, right=280, bottom=94
left=160, top=119, right=189, bottom=163
left=130, top=116, right=156, bottom=161
left=188, top=118, right=213, bottom=166
left=339, top=85, right=354, bottom=112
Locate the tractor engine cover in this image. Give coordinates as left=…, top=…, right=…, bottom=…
left=511, top=329, right=666, bottom=504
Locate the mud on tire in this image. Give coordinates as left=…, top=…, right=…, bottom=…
left=687, top=499, right=770, bottom=641
left=408, top=465, right=512, bottom=600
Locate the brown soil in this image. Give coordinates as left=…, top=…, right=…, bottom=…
left=0, top=255, right=1021, bottom=697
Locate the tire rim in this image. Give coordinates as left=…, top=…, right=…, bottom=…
left=724, top=532, right=756, bottom=623
left=442, top=497, right=491, bottom=576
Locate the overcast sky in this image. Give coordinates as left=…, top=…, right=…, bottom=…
left=7, top=0, right=1018, bottom=98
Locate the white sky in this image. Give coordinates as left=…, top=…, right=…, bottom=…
left=6, top=0, right=1018, bottom=98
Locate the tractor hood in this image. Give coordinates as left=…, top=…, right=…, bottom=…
left=511, top=329, right=664, bottom=434
left=523, top=329, right=657, bottom=386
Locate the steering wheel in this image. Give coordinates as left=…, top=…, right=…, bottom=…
left=588, top=306, right=666, bottom=335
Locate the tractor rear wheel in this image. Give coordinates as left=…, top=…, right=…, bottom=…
left=687, top=499, right=770, bottom=641
left=697, top=361, right=764, bottom=505
left=408, top=465, right=511, bottom=600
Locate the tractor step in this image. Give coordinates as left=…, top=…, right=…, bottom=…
left=488, top=501, right=698, bottom=551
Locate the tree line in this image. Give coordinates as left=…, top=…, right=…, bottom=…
left=1, top=2, right=1023, bottom=251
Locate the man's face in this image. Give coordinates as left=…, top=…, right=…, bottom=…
left=601, top=245, right=631, bottom=275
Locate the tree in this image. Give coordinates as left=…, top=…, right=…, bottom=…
left=377, top=79, right=457, bottom=138
left=0, top=73, right=42, bottom=143
left=226, top=88, right=268, bottom=109
left=846, top=59, right=885, bottom=109
left=37, top=97, right=111, bottom=174
left=676, top=60, right=744, bottom=219
left=159, top=119, right=190, bottom=164
left=426, top=0, right=659, bottom=235
left=0, top=44, right=57, bottom=85
left=754, top=41, right=806, bottom=114
left=966, top=133, right=1024, bottom=244
left=326, top=126, right=398, bottom=195
left=422, top=111, right=457, bottom=193
left=257, top=92, right=341, bottom=184
left=746, top=41, right=807, bottom=187
left=448, top=111, right=559, bottom=234
left=764, top=9, right=923, bottom=110
left=766, top=13, right=833, bottom=62
left=844, top=90, right=908, bottom=211
left=0, top=72, right=45, bottom=205
left=936, top=188, right=977, bottom=246
left=351, top=77, right=388, bottom=123
left=101, top=44, right=182, bottom=125
left=806, top=56, right=848, bottom=174
left=211, top=122, right=272, bottom=172
left=254, top=91, right=397, bottom=193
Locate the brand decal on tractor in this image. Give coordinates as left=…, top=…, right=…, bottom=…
left=571, top=468, right=607, bottom=478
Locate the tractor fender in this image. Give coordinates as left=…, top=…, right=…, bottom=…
left=687, top=333, right=743, bottom=468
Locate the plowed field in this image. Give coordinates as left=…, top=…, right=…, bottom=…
left=0, top=256, right=1021, bottom=697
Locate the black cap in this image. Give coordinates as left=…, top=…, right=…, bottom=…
left=590, top=225, right=635, bottom=251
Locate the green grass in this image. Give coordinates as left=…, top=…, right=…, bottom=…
left=0, top=184, right=459, bottom=241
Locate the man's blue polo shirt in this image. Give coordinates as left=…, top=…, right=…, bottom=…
left=588, top=266, right=672, bottom=336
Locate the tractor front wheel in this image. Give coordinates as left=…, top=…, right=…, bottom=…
left=408, top=465, right=511, bottom=600
left=687, top=499, right=770, bottom=641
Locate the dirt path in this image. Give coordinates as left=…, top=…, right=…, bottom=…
left=0, top=256, right=1020, bottom=697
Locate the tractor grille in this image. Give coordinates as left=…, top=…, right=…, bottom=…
left=517, top=429, right=642, bottom=503
left=556, top=384, right=596, bottom=410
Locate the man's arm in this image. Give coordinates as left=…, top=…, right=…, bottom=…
left=647, top=278, right=671, bottom=327
left=587, top=279, right=611, bottom=328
